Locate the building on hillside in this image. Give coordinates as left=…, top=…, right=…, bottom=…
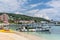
left=19, top=20, right=35, bottom=24
left=41, top=21, right=48, bottom=24
left=0, top=14, right=9, bottom=24
left=0, top=15, right=3, bottom=21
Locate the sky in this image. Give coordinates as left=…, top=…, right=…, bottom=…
left=0, top=0, right=60, bottom=21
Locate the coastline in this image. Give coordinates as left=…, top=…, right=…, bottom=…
left=14, top=31, right=46, bottom=40
left=0, top=31, right=46, bottom=40
left=0, top=32, right=29, bottom=40
left=0, top=23, right=46, bottom=40
left=0, top=32, right=14, bottom=40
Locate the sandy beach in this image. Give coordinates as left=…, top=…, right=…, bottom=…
left=0, top=32, right=29, bottom=40
left=14, top=31, right=46, bottom=40
left=0, top=32, right=46, bottom=40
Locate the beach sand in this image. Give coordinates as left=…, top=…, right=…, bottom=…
left=14, top=31, right=46, bottom=40
left=0, top=33, right=14, bottom=40
left=0, top=32, right=29, bottom=40
left=0, top=32, right=46, bottom=40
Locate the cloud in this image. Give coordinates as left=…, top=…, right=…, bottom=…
left=19, top=0, right=60, bottom=21
left=0, top=0, right=60, bottom=21
left=45, top=0, right=60, bottom=20
left=34, top=13, right=49, bottom=20
left=15, top=12, right=23, bottom=14
left=25, top=9, right=50, bottom=20
left=47, top=0, right=60, bottom=8
left=26, top=0, right=60, bottom=21
left=0, top=0, right=18, bottom=12
left=35, top=8, right=57, bottom=20
left=0, top=0, right=27, bottom=12
left=30, top=3, right=43, bottom=8
left=23, top=0, right=60, bottom=21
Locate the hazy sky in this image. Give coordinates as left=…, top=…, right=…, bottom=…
left=0, top=0, right=60, bottom=21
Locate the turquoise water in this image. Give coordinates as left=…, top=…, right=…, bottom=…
left=8, top=24, right=20, bottom=30
left=9, top=25, right=60, bottom=40
left=24, top=26, right=60, bottom=40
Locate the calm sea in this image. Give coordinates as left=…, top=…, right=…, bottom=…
left=24, top=26, right=60, bottom=40
left=9, top=25, right=60, bottom=40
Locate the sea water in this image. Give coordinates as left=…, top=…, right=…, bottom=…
left=9, top=24, right=60, bottom=40
left=24, top=26, right=60, bottom=40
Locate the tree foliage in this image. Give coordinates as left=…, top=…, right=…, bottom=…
left=0, top=13, right=50, bottom=23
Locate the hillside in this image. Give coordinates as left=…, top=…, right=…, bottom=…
left=0, top=13, right=50, bottom=23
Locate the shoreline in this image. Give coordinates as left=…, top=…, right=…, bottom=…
left=0, top=31, right=46, bottom=40
left=0, top=32, right=29, bottom=40
left=14, top=31, right=46, bottom=40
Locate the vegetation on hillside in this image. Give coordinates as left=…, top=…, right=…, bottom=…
left=0, top=13, right=50, bottom=23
